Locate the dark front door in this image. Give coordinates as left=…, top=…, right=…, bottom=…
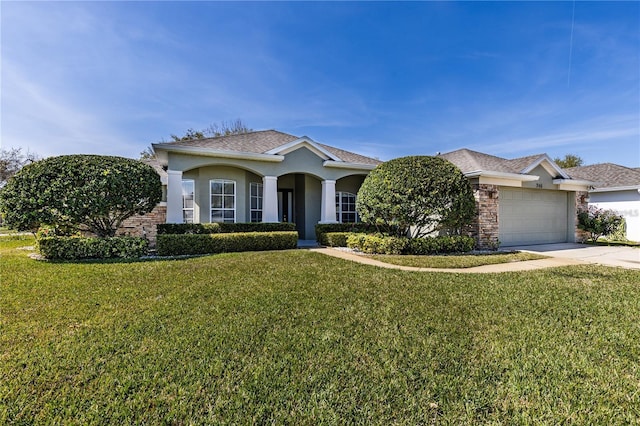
left=278, top=189, right=293, bottom=223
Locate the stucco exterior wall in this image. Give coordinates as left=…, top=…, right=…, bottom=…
left=304, top=175, right=322, bottom=239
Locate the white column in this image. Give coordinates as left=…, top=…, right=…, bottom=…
left=320, top=179, right=338, bottom=223
left=166, top=170, right=184, bottom=223
left=262, top=175, right=279, bottom=222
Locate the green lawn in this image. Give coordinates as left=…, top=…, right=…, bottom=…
left=370, top=252, right=548, bottom=269
left=2, top=237, right=640, bottom=424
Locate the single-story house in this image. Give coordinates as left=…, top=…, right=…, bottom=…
left=150, top=130, right=381, bottom=240
left=565, top=163, right=640, bottom=242
left=122, top=131, right=598, bottom=249
left=438, top=149, right=594, bottom=248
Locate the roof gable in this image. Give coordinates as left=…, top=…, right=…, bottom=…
left=513, top=154, right=569, bottom=179
left=264, top=137, right=341, bottom=161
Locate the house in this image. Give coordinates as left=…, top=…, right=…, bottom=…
left=438, top=149, right=594, bottom=248
left=150, top=130, right=381, bottom=240
left=123, top=132, right=602, bottom=249
left=565, top=163, right=640, bottom=242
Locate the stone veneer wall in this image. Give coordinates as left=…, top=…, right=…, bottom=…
left=472, top=184, right=500, bottom=250
left=574, top=191, right=590, bottom=243
left=116, top=204, right=167, bottom=248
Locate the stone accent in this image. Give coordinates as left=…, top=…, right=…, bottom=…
left=116, top=205, right=167, bottom=248
left=574, top=191, right=590, bottom=243
left=472, top=184, right=500, bottom=250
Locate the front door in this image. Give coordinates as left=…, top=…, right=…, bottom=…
left=278, top=189, right=293, bottom=223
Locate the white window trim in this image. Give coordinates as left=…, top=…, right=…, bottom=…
left=182, top=179, right=195, bottom=224
left=210, top=179, right=236, bottom=223
left=336, top=191, right=358, bottom=223
left=250, top=182, right=263, bottom=223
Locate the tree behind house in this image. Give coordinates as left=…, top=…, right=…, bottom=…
left=140, top=119, right=252, bottom=159
left=554, top=154, right=584, bottom=168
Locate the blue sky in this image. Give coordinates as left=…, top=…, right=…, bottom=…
left=1, top=1, right=639, bottom=167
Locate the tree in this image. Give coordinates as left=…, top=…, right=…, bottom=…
left=204, top=119, right=252, bottom=137
left=140, top=119, right=253, bottom=160
left=554, top=154, right=584, bottom=168
left=356, top=156, right=476, bottom=238
left=139, top=146, right=156, bottom=160
left=577, top=206, right=624, bottom=242
left=0, top=155, right=162, bottom=237
left=0, top=147, right=40, bottom=188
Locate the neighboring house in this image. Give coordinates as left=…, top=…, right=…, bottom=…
left=439, top=149, right=594, bottom=248
left=151, top=130, right=381, bottom=240
left=565, top=163, right=640, bottom=242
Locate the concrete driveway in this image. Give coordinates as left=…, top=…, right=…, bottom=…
left=509, top=243, right=640, bottom=270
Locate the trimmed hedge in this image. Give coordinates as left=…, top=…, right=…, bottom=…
left=157, top=222, right=297, bottom=235
left=323, top=232, right=351, bottom=247
left=406, top=235, right=475, bottom=255
left=346, top=234, right=407, bottom=255
left=315, top=223, right=374, bottom=245
left=36, top=236, right=149, bottom=260
left=345, top=234, right=476, bottom=255
left=156, top=231, right=298, bottom=256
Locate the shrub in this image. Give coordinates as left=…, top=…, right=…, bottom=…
left=356, top=156, right=475, bottom=237
left=577, top=206, right=624, bottom=242
left=315, top=223, right=374, bottom=244
left=323, top=232, right=351, bottom=247
left=346, top=233, right=407, bottom=255
left=156, top=231, right=298, bottom=256
left=36, top=236, right=149, bottom=260
left=0, top=155, right=162, bottom=236
left=157, top=223, right=221, bottom=235
left=157, top=222, right=296, bottom=235
left=405, top=235, right=476, bottom=255
left=345, top=234, right=475, bottom=255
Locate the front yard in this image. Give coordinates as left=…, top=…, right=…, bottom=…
left=2, top=237, right=639, bottom=424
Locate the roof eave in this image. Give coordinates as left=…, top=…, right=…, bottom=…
left=590, top=185, right=640, bottom=193
left=323, top=160, right=378, bottom=171
left=151, top=144, right=284, bottom=163
left=465, top=170, right=540, bottom=181
left=552, top=178, right=599, bottom=186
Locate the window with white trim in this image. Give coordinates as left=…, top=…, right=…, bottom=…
left=182, top=180, right=195, bottom=223
left=250, top=182, right=263, bottom=223
left=336, top=191, right=358, bottom=223
left=210, top=179, right=236, bottom=223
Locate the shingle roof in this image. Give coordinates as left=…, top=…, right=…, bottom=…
left=565, top=163, right=640, bottom=188
left=154, top=129, right=381, bottom=165
left=438, top=149, right=554, bottom=175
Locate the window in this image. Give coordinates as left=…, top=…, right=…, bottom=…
left=210, top=179, right=236, bottom=223
left=336, top=191, right=358, bottom=223
left=182, top=180, right=195, bottom=223
left=250, top=182, right=263, bottom=223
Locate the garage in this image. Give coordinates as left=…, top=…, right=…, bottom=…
left=499, top=188, right=569, bottom=246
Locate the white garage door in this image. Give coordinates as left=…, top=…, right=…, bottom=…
left=499, top=188, right=568, bottom=246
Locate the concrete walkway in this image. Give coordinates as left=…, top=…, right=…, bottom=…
left=309, top=247, right=586, bottom=274
left=509, top=243, right=640, bottom=270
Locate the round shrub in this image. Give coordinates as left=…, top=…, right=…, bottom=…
left=0, top=155, right=162, bottom=237
left=356, top=156, right=475, bottom=238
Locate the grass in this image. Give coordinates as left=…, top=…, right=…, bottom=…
left=370, top=251, right=548, bottom=269
left=2, top=237, right=640, bottom=424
